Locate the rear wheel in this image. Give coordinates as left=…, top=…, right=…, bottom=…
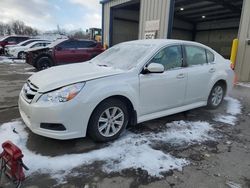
left=207, top=83, right=225, bottom=109
left=36, top=57, right=52, bottom=71
left=88, top=99, right=129, bottom=142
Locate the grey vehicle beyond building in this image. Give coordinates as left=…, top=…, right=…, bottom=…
left=18, top=39, right=234, bottom=142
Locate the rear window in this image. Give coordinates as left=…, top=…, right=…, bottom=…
left=185, top=45, right=207, bottom=66
left=57, top=41, right=77, bottom=49
left=77, top=41, right=96, bottom=48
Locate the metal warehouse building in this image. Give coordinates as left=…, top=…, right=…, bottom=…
left=100, top=0, right=250, bottom=81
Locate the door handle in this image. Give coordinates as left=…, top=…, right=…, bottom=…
left=209, top=68, right=216, bottom=73
left=176, top=73, right=185, bottom=79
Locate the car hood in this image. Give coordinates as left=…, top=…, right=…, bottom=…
left=5, top=44, right=17, bottom=48
left=29, top=62, right=125, bottom=92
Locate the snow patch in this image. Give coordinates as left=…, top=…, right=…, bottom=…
left=214, top=97, right=242, bottom=125
left=0, top=120, right=216, bottom=180
left=150, top=121, right=215, bottom=145
left=224, top=97, right=242, bottom=115
left=237, top=82, right=250, bottom=88
left=214, top=115, right=236, bottom=125
left=0, top=56, right=25, bottom=64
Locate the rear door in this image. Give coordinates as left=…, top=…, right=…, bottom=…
left=54, top=40, right=78, bottom=64
left=184, top=45, right=215, bottom=104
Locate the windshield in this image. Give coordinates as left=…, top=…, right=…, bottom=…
left=92, top=43, right=154, bottom=70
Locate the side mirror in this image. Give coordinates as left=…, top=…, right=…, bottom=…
left=143, top=63, right=164, bottom=74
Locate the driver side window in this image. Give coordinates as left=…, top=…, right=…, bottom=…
left=150, top=45, right=183, bottom=71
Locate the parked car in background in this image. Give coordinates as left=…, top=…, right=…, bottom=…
left=19, top=39, right=234, bottom=142
left=5, top=39, right=51, bottom=54
left=0, top=35, right=30, bottom=54
left=7, top=41, right=51, bottom=59
left=25, top=39, right=105, bottom=70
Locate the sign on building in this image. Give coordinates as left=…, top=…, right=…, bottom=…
left=144, top=31, right=156, bottom=39
left=144, top=20, right=160, bottom=39
left=145, top=20, right=160, bottom=31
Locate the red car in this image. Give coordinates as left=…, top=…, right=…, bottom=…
left=25, top=39, right=105, bottom=70
left=0, top=36, right=30, bottom=54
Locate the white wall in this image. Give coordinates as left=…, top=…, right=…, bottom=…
left=139, top=0, right=171, bottom=39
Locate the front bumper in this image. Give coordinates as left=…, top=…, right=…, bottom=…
left=18, top=93, right=92, bottom=140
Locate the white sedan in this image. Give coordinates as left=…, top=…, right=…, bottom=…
left=18, top=39, right=234, bottom=142
left=8, top=41, right=51, bottom=59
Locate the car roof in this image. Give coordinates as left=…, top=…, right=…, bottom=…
left=19, top=39, right=50, bottom=44
left=122, top=39, right=212, bottom=49
left=27, top=41, right=51, bottom=46
left=68, top=39, right=96, bottom=42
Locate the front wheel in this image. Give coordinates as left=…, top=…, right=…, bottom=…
left=88, top=99, right=129, bottom=142
left=207, top=83, right=225, bottom=109
left=36, top=57, right=52, bottom=71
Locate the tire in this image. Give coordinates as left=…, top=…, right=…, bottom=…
left=36, top=57, right=52, bottom=71
left=88, top=98, right=129, bottom=142
left=207, top=83, right=226, bottom=109
left=18, top=51, right=26, bottom=59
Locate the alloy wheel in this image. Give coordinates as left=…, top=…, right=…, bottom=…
left=20, top=52, right=26, bottom=59
left=98, top=107, right=124, bottom=137
left=211, top=85, right=223, bottom=106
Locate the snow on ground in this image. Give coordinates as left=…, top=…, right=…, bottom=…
left=7, top=70, right=35, bottom=75
left=0, top=97, right=242, bottom=182
left=150, top=121, right=215, bottom=146
left=0, top=56, right=25, bottom=64
left=214, top=115, right=237, bottom=126
left=214, top=97, right=242, bottom=125
left=237, top=82, right=250, bottom=88
left=224, top=97, right=242, bottom=116
left=0, top=120, right=216, bottom=181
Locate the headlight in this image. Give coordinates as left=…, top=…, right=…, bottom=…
left=38, top=82, right=85, bottom=103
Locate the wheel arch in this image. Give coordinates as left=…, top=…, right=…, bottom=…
left=35, top=54, right=54, bottom=67
left=88, top=95, right=137, bottom=130
left=212, top=79, right=227, bottom=95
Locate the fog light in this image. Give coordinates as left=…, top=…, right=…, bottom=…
left=40, top=123, right=66, bottom=131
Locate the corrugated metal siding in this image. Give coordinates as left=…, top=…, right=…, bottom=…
left=103, top=0, right=132, bottom=46
left=235, top=0, right=250, bottom=81
left=139, top=0, right=170, bottom=39
left=103, top=0, right=171, bottom=46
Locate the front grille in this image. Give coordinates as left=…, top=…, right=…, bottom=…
left=22, top=80, right=39, bottom=103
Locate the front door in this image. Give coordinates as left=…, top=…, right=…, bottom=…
left=139, top=45, right=187, bottom=116
left=55, top=40, right=77, bottom=64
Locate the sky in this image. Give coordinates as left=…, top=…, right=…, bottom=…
left=0, top=0, right=102, bottom=32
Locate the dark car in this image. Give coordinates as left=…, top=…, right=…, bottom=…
left=0, top=36, right=30, bottom=54
left=25, top=39, right=105, bottom=70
